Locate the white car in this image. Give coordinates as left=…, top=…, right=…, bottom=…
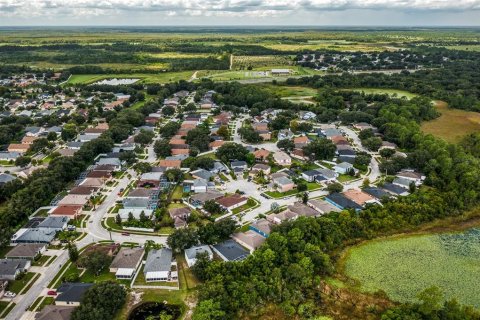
left=4, top=291, right=16, bottom=298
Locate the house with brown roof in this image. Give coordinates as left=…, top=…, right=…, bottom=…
left=21, top=136, right=38, bottom=145
left=253, top=149, right=270, bottom=162
left=69, top=186, right=98, bottom=196
left=293, top=136, right=309, bottom=144
left=79, top=178, right=104, bottom=188
left=86, top=170, right=112, bottom=180
left=109, top=247, right=144, bottom=279
left=159, top=159, right=181, bottom=169
left=209, top=140, right=225, bottom=150
left=216, top=194, right=248, bottom=211
left=250, top=164, right=271, bottom=177
left=169, top=207, right=192, bottom=229
left=232, top=231, right=266, bottom=253
left=50, top=205, right=83, bottom=219
left=84, top=128, right=106, bottom=135
left=8, top=143, right=30, bottom=153
left=171, top=148, right=190, bottom=156
left=57, top=194, right=89, bottom=207
left=6, top=243, right=46, bottom=260
left=35, top=305, right=75, bottom=320
left=343, top=189, right=377, bottom=206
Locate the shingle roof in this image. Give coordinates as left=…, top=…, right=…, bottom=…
left=6, top=243, right=45, bottom=258
left=56, top=283, right=93, bottom=303
left=144, top=248, right=172, bottom=273
left=110, top=247, right=144, bottom=269
left=212, top=240, right=249, bottom=262
left=0, top=259, right=29, bottom=276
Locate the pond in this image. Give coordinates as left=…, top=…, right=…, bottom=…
left=93, top=78, right=139, bottom=85
left=343, top=228, right=480, bottom=308
left=128, top=302, right=181, bottom=320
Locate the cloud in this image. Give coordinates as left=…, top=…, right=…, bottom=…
left=0, top=0, right=479, bottom=22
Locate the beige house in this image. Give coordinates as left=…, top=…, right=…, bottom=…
left=109, top=247, right=144, bottom=280
left=273, top=151, right=292, bottom=166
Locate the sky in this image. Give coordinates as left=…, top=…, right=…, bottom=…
left=0, top=0, right=479, bottom=26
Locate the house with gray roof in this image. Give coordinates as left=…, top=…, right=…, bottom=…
left=211, top=240, right=249, bottom=262
left=0, top=151, right=21, bottom=161
left=11, top=228, right=57, bottom=244
left=184, top=245, right=213, bottom=267
left=191, top=169, right=214, bottom=181
left=144, top=248, right=176, bottom=282
left=35, top=305, right=75, bottom=320
left=38, top=216, right=69, bottom=230
left=123, top=198, right=150, bottom=210
left=56, top=283, right=93, bottom=307
left=0, top=259, right=31, bottom=280
left=0, top=173, right=16, bottom=186
left=5, top=243, right=46, bottom=260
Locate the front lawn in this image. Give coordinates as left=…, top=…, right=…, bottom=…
left=32, top=255, right=50, bottom=266
left=337, top=174, right=357, bottom=183
left=8, top=272, right=37, bottom=294
left=264, top=189, right=298, bottom=199
left=231, top=198, right=259, bottom=214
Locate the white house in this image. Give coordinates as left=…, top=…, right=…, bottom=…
left=184, top=245, right=213, bottom=267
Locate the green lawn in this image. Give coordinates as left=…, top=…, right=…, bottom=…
left=231, top=198, right=260, bottom=214
left=32, top=255, right=50, bottom=266
left=133, top=264, right=178, bottom=287
left=67, top=71, right=194, bottom=85
left=0, top=301, right=15, bottom=318
left=171, top=185, right=184, bottom=201
left=8, top=272, right=37, bottom=294
left=337, top=174, right=357, bottom=183
left=264, top=189, right=298, bottom=199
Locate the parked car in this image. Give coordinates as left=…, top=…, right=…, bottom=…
left=47, top=290, right=57, bottom=296
left=4, top=291, right=16, bottom=298
left=121, top=232, right=130, bottom=236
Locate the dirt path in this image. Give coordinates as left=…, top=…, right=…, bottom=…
left=229, top=54, right=233, bottom=70
left=189, top=71, right=198, bottom=82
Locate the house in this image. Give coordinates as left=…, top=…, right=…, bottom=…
left=144, top=248, right=177, bottom=282
left=209, top=140, right=226, bottom=150
left=393, top=177, right=414, bottom=189
left=287, top=202, right=321, bottom=218
left=159, top=159, right=182, bottom=169
left=57, top=194, right=89, bottom=207
left=191, top=169, right=214, bottom=181
left=271, top=69, right=291, bottom=76
left=250, top=164, right=271, bottom=176
left=118, top=209, right=153, bottom=221
left=278, top=129, right=294, bottom=140
left=249, top=219, right=272, bottom=237
left=11, top=228, right=57, bottom=244
left=127, top=188, right=156, bottom=199
left=323, top=128, right=343, bottom=138
left=184, top=245, right=213, bottom=267
left=216, top=194, right=248, bottom=211
left=273, top=151, right=292, bottom=166
left=21, top=136, right=38, bottom=144
left=271, top=176, right=295, bottom=193
left=69, top=186, right=98, bottom=196
left=56, top=283, right=93, bottom=307
left=51, top=205, right=83, bottom=219
left=109, top=247, right=144, bottom=280
left=232, top=231, right=266, bottom=252
left=96, top=158, right=122, bottom=170
left=343, top=189, right=377, bottom=206
left=396, top=170, right=425, bottom=186
left=382, top=183, right=410, bottom=196
left=380, top=141, right=397, bottom=150
left=6, top=243, right=46, bottom=260
left=25, top=126, right=42, bottom=137
left=230, top=161, right=248, bottom=171
left=211, top=161, right=229, bottom=174
left=302, top=170, right=321, bottom=182
left=0, top=259, right=31, bottom=280
left=0, top=173, right=16, bottom=186
left=0, top=151, right=21, bottom=161
left=253, top=149, right=270, bottom=162
left=211, top=240, right=249, bottom=262
left=77, top=134, right=97, bottom=143
left=169, top=207, right=192, bottom=228
left=7, top=143, right=30, bottom=153
left=139, top=172, right=164, bottom=187
left=307, top=199, right=341, bottom=214
left=38, top=216, right=69, bottom=230
left=189, top=191, right=223, bottom=207
left=334, top=162, right=355, bottom=175
left=66, top=141, right=84, bottom=150
left=57, top=149, right=77, bottom=157
left=325, top=193, right=363, bottom=211
left=123, top=198, right=150, bottom=210
left=35, top=305, right=75, bottom=320
left=353, top=122, right=376, bottom=131
left=363, top=187, right=392, bottom=200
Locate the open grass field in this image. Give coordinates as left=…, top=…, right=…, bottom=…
left=345, top=88, right=419, bottom=99
left=232, top=55, right=292, bottom=69
left=342, top=228, right=480, bottom=308
left=443, top=45, right=480, bottom=52
left=260, top=84, right=319, bottom=98
left=67, top=71, right=195, bottom=85
left=421, top=101, right=480, bottom=143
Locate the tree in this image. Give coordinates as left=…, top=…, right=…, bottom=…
left=134, top=129, right=155, bottom=146
left=277, top=139, right=295, bottom=152
left=119, top=151, right=137, bottom=166
left=358, top=128, right=375, bottom=140
left=238, top=127, right=263, bottom=143
left=78, top=250, right=111, bottom=276
left=184, top=103, right=197, bottom=112
left=297, top=183, right=307, bottom=192
left=355, top=152, right=372, bottom=167
left=362, top=137, right=383, bottom=151
left=162, top=106, right=175, bottom=116
left=217, top=125, right=229, bottom=140
left=133, top=162, right=152, bottom=174
left=198, top=219, right=238, bottom=244
left=191, top=252, right=212, bottom=281
left=417, top=286, right=443, bottom=316
left=159, top=122, right=181, bottom=139
left=67, top=242, right=79, bottom=262
left=61, top=123, right=77, bottom=141
left=15, top=156, right=31, bottom=168
left=71, top=281, right=126, bottom=320
left=30, top=138, right=51, bottom=153
left=115, top=214, right=122, bottom=226
left=186, top=128, right=211, bottom=152
left=327, top=182, right=343, bottom=194
left=154, top=139, right=172, bottom=158
left=380, top=148, right=396, bottom=159
left=297, top=122, right=313, bottom=133
left=190, top=157, right=215, bottom=170
left=165, top=168, right=184, bottom=183
left=167, top=228, right=199, bottom=252
left=192, top=299, right=226, bottom=320
left=47, top=131, right=58, bottom=141
left=216, top=143, right=249, bottom=164
left=203, top=200, right=225, bottom=215
left=302, top=138, right=336, bottom=160
left=302, top=192, right=309, bottom=204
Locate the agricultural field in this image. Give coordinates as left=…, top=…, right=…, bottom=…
left=344, top=88, right=419, bottom=99
left=231, top=55, right=293, bottom=70
left=421, top=101, right=480, bottom=143
left=342, top=228, right=480, bottom=308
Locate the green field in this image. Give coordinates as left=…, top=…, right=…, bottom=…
left=421, top=101, right=480, bottom=143
left=345, top=88, right=419, bottom=99
left=343, top=228, right=480, bottom=308
left=67, top=71, right=195, bottom=85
